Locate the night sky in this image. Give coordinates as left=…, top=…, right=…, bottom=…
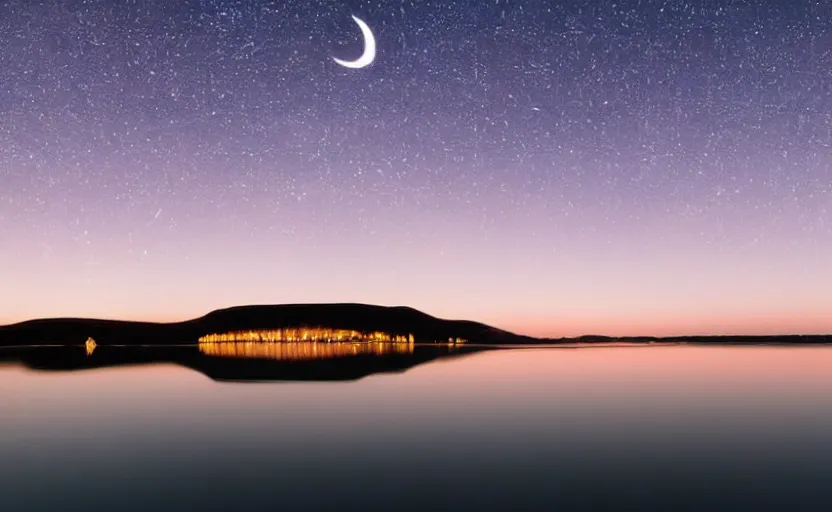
left=1, top=0, right=830, bottom=336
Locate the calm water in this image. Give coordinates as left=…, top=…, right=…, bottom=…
left=3, top=345, right=832, bottom=511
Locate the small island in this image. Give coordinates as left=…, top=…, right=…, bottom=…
left=0, top=303, right=520, bottom=348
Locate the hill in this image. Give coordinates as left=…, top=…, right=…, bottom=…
left=0, top=303, right=538, bottom=346
left=1, top=303, right=830, bottom=347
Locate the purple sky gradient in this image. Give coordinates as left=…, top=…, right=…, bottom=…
left=1, top=0, right=830, bottom=336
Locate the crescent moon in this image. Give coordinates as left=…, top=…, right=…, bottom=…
left=332, top=16, right=376, bottom=69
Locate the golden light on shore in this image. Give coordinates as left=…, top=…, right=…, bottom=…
left=196, top=327, right=466, bottom=360
left=199, top=340, right=415, bottom=361
left=198, top=328, right=416, bottom=344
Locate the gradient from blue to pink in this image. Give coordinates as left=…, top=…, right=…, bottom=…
left=1, top=1, right=830, bottom=337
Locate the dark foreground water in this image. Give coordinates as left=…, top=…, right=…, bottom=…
left=3, top=344, right=832, bottom=511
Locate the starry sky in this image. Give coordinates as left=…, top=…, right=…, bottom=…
left=1, top=0, right=830, bottom=337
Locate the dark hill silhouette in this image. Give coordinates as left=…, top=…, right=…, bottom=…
left=0, top=303, right=538, bottom=346
left=1, top=303, right=830, bottom=347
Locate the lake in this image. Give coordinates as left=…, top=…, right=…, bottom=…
left=2, top=344, right=832, bottom=511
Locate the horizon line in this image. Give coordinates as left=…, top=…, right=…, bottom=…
left=1, top=302, right=830, bottom=340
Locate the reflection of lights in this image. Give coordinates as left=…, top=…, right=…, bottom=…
left=85, top=337, right=96, bottom=356
left=199, top=341, right=415, bottom=361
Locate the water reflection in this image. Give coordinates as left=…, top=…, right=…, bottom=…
left=0, top=343, right=485, bottom=382
left=199, top=340, right=415, bottom=360
left=5, top=345, right=832, bottom=511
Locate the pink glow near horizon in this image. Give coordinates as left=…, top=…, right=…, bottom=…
left=2, top=220, right=830, bottom=338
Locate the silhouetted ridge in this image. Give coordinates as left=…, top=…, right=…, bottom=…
left=1, top=304, right=830, bottom=347
left=0, top=303, right=535, bottom=346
